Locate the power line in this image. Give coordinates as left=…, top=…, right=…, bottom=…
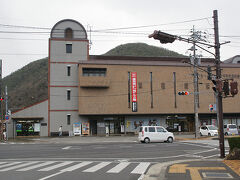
left=0, top=17, right=211, bottom=33
left=95, top=17, right=212, bottom=31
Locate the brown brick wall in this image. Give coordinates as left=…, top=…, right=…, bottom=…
left=78, top=64, right=240, bottom=115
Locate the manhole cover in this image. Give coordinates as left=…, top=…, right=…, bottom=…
left=202, top=172, right=233, bottom=178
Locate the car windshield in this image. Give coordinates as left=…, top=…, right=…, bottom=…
left=139, top=127, right=143, bottom=132
left=229, top=125, right=237, bottom=129
left=208, top=126, right=218, bottom=130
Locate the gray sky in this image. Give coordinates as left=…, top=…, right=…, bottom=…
left=1, top=0, right=239, bottom=77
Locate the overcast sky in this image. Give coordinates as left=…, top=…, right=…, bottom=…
left=1, top=0, right=239, bottom=77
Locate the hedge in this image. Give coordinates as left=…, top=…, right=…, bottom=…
left=228, top=137, right=240, bottom=151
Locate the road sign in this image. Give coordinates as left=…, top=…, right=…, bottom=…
left=5, top=115, right=9, bottom=121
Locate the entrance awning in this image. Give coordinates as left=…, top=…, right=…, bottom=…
left=12, top=117, right=44, bottom=121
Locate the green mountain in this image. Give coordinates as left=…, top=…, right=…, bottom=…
left=2, top=43, right=183, bottom=111
left=103, top=43, right=184, bottom=57
left=2, top=57, right=48, bottom=111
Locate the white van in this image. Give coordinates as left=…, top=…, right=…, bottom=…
left=138, top=126, right=175, bottom=143
left=200, top=125, right=218, bottom=136
left=224, top=124, right=238, bottom=136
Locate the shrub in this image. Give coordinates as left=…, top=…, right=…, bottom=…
left=228, top=137, right=240, bottom=151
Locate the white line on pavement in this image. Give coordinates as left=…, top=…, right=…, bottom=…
left=62, top=146, right=72, bottom=150
left=176, top=142, right=215, bottom=148
left=17, top=161, right=56, bottom=171
left=38, top=161, right=74, bottom=171
left=131, top=162, right=151, bottom=174
left=0, top=162, right=22, bottom=169
left=60, top=161, right=92, bottom=172
left=107, top=162, right=130, bottom=173
left=0, top=161, right=38, bottom=172
left=83, top=162, right=111, bottom=172
left=39, top=171, right=65, bottom=180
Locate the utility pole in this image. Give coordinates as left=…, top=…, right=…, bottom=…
left=0, top=60, right=2, bottom=141
left=192, top=27, right=200, bottom=139
left=5, top=86, right=8, bottom=141
left=149, top=10, right=229, bottom=148
left=213, top=10, right=225, bottom=158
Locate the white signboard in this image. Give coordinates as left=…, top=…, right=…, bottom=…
left=34, top=123, right=40, bottom=132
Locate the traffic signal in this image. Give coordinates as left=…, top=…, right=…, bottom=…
left=222, top=81, right=230, bottom=96
left=0, top=97, right=4, bottom=101
left=149, top=30, right=176, bottom=44
left=178, top=91, right=189, bottom=95
left=212, top=80, right=222, bottom=93
left=207, top=66, right=212, bottom=80
left=209, top=104, right=214, bottom=112
left=230, top=81, right=238, bottom=96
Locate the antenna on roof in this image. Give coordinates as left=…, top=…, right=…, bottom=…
left=87, top=25, right=93, bottom=50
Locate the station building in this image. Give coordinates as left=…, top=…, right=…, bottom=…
left=9, top=19, right=240, bottom=137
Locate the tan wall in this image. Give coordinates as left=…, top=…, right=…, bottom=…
left=78, top=64, right=240, bottom=115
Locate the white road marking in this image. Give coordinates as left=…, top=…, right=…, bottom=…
left=0, top=161, right=38, bottom=171
left=0, top=162, right=21, bottom=169
left=93, top=146, right=106, bottom=149
left=177, top=142, right=215, bottom=148
left=62, top=146, right=72, bottom=150
left=0, top=162, right=7, bottom=165
left=83, top=162, right=111, bottom=172
left=60, top=161, right=92, bottom=172
left=119, top=146, right=132, bottom=148
left=193, top=148, right=217, bottom=154
left=38, top=161, right=74, bottom=171
left=39, top=171, right=65, bottom=180
left=17, top=161, right=56, bottom=171
left=107, top=162, right=130, bottom=173
left=202, top=154, right=220, bottom=159
left=138, top=173, right=145, bottom=180
left=131, top=162, right=151, bottom=174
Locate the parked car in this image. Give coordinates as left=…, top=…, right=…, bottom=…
left=138, top=126, right=174, bottom=143
left=224, top=124, right=238, bottom=136
left=200, top=125, right=218, bottom=136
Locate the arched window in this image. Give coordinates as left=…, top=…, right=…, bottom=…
left=65, top=28, right=73, bottom=38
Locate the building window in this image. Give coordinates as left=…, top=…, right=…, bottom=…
left=82, top=68, right=106, bottom=77
left=184, top=83, right=188, bottom=89
left=67, top=66, right=71, bottom=76
left=66, top=44, right=72, bottom=53
left=65, top=28, right=73, bottom=38
left=67, top=90, right=71, bottom=100
left=67, top=114, right=71, bottom=125
left=161, top=83, right=165, bottom=89
left=138, top=82, right=142, bottom=89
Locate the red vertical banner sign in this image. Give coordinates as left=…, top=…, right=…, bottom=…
left=131, top=72, right=137, bottom=112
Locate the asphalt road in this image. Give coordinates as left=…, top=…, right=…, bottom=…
left=0, top=141, right=225, bottom=180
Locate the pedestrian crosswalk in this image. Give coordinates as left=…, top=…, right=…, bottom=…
left=0, top=160, right=151, bottom=175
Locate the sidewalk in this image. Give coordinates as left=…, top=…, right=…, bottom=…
left=143, top=159, right=240, bottom=180
left=1, top=134, right=231, bottom=144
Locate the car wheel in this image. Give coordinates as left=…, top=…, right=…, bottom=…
left=208, top=133, right=211, bottom=136
left=144, top=138, right=150, bottom=143
left=225, top=132, right=228, bottom=136
left=167, top=137, right=173, bottom=143
left=200, top=132, right=203, bottom=136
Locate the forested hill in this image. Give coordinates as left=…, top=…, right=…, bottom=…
left=2, top=58, right=48, bottom=111
left=103, top=43, right=184, bottom=57
left=3, top=43, right=183, bottom=110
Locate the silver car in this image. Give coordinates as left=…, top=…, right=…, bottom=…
left=224, top=124, right=238, bottom=136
